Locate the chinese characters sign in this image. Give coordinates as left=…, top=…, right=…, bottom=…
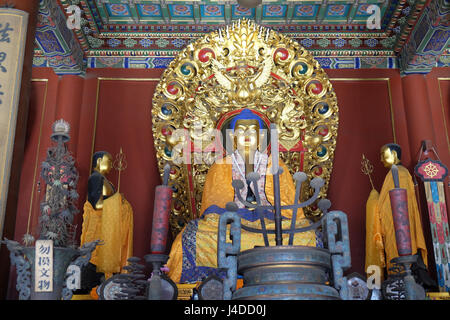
left=35, top=240, right=54, bottom=292
left=0, top=9, right=28, bottom=240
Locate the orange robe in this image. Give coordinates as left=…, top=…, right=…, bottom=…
left=365, top=189, right=385, bottom=280
left=80, top=193, right=134, bottom=276
left=167, top=156, right=317, bottom=283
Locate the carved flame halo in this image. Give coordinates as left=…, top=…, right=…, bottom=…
left=152, top=18, right=339, bottom=236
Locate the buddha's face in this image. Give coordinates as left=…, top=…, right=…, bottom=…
left=233, top=119, right=260, bottom=153
left=96, top=153, right=113, bottom=174
left=380, top=146, right=398, bottom=168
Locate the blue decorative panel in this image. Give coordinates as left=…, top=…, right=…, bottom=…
left=35, top=30, right=65, bottom=54
left=232, top=5, right=255, bottom=18
left=83, top=56, right=398, bottom=71
left=169, top=4, right=194, bottom=18
left=201, top=5, right=225, bottom=18
left=137, top=4, right=162, bottom=17
left=325, top=4, right=350, bottom=18
left=262, top=5, right=287, bottom=18
left=105, top=3, right=132, bottom=17
left=139, top=38, right=153, bottom=48
left=437, top=55, right=450, bottom=67
left=355, top=3, right=373, bottom=17
left=293, top=4, right=319, bottom=18
left=423, top=29, right=450, bottom=53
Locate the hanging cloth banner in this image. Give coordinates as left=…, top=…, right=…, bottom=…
left=0, top=8, right=29, bottom=240
left=415, top=158, right=450, bottom=292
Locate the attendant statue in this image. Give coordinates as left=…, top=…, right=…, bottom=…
left=80, top=151, right=134, bottom=279
left=167, top=109, right=320, bottom=283
left=365, top=143, right=428, bottom=281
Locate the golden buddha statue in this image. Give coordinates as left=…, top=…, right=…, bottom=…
left=167, top=109, right=319, bottom=284
left=365, top=143, right=427, bottom=281
left=80, top=151, right=134, bottom=279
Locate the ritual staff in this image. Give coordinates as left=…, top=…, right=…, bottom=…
left=167, top=109, right=319, bottom=283
left=80, top=151, right=134, bottom=280
left=365, top=143, right=428, bottom=281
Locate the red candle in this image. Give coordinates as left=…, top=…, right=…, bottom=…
left=150, top=186, right=173, bottom=254
left=389, top=188, right=412, bottom=256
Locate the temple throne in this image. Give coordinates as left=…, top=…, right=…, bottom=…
left=151, top=19, right=346, bottom=299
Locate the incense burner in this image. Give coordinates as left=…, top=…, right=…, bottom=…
left=217, top=153, right=351, bottom=300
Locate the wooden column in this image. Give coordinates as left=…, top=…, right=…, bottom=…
left=0, top=0, right=39, bottom=300
left=401, top=74, right=436, bottom=164
left=55, top=75, right=85, bottom=156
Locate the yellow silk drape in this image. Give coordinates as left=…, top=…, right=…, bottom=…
left=365, top=165, right=427, bottom=277
left=80, top=193, right=134, bottom=276
left=167, top=157, right=316, bottom=283
left=365, top=189, right=385, bottom=281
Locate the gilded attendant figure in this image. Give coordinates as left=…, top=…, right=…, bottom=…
left=365, top=143, right=428, bottom=281
left=80, top=151, right=134, bottom=281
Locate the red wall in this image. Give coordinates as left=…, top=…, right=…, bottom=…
left=9, top=66, right=450, bottom=293
left=13, top=71, right=59, bottom=246
left=326, top=69, right=410, bottom=274
left=425, top=69, right=450, bottom=174
left=84, top=70, right=163, bottom=258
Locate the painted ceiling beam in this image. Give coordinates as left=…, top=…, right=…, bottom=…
left=32, top=0, right=450, bottom=73
left=286, top=2, right=294, bottom=24
left=347, top=0, right=359, bottom=24
left=35, top=0, right=86, bottom=75
left=255, top=3, right=262, bottom=24
left=317, top=0, right=328, bottom=23
left=399, top=0, right=450, bottom=74
left=393, top=0, right=429, bottom=52
left=224, top=2, right=231, bottom=24
left=193, top=2, right=200, bottom=24
left=161, top=0, right=171, bottom=24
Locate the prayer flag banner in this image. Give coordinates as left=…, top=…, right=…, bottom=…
left=0, top=8, right=28, bottom=240
left=415, top=159, right=450, bottom=292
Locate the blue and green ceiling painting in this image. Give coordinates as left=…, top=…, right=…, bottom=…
left=33, top=0, right=450, bottom=75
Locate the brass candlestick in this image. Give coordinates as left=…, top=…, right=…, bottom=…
left=113, top=147, right=127, bottom=193
left=361, top=154, right=375, bottom=189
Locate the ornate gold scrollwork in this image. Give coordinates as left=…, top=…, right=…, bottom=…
left=152, top=19, right=339, bottom=236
